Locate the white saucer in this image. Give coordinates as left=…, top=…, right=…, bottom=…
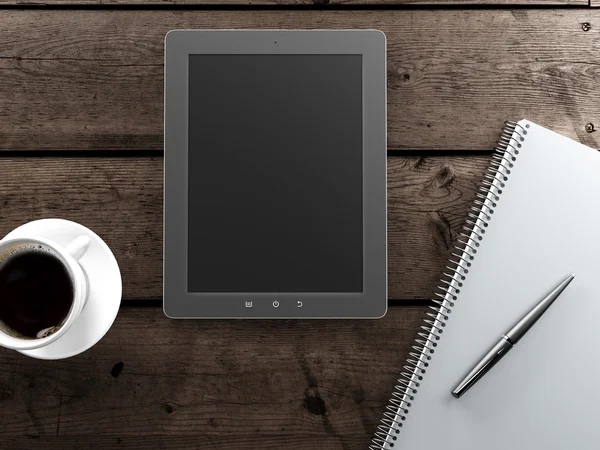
left=5, top=219, right=122, bottom=360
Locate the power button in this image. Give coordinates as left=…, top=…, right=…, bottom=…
left=272, top=301, right=280, bottom=308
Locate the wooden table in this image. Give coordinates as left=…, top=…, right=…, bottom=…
left=0, top=0, right=597, bottom=448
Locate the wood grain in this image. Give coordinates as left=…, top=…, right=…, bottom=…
left=0, top=306, right=425, bottom=449
left=0, top=10, right=598, bottom=151
left=0, top=155, right=490, bottom=300
left=0, top=157, right=163, bottom=300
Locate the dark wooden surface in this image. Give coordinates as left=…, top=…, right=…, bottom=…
left=0, top=155, right=489, bottom=300
left=0, top=307, right=425, bottom=448
left=1, top=10, right=599, bottom=152
left=0, top=0, right=595, bottom=448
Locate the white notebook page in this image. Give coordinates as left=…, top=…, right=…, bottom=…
left=393, top=120, right=600, bottom=450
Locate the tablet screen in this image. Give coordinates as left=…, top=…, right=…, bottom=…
left=187, top=54, right=363, bottom=293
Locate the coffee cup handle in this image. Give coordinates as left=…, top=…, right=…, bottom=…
left=65, top=236, right=91, bottom=261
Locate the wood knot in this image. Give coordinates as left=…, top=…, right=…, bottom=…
left=434, top=165, right=456, bottom=189
left=304, top=388, right=327, bottom=416
left=430, top=212, right=452, bottom=251
left=164, top=403, right=175, bottom=414
left=412, top=157, right=426, bottom=170
left=110, top=361, right=124, bottom=378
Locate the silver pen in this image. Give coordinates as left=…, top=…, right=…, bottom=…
left=451, top=274, right=575, bottom=399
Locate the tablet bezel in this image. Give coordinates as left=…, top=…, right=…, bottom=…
left=164, top=30, right=387, bottom=318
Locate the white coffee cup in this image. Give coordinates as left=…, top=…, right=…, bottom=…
left=0, top=235, right=91, bottom=351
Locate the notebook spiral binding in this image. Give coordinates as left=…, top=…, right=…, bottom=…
left=370, top=120, right=528, bottom=450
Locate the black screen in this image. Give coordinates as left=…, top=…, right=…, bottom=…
left=188, top=54, right=363, bottom=293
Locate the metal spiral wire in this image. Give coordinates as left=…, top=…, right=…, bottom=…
left=370, top=120, right=527, bottom=450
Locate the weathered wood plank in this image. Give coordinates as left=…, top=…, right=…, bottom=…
left=387, top=155, right=489, bottom=298
left=0, top=157, right=163, bottom=300
left=0, top=155, right=489, bottom=300
left=0, top=10, right=598, bottom=151
left=0, top=306, right=425, bottom=448
left=0, top=0, right=586, bottom=6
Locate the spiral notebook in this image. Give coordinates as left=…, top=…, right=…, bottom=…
left=371, top=120, right=600, bottom=450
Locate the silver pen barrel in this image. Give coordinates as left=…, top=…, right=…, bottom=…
left=505, top=274, right=575, bottom=344
left=452, top=336, right=513, bottom=398
left=451, top=274, right=575, bottom=399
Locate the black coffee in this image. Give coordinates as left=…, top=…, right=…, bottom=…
left=0, top=247, right=74, bottom=339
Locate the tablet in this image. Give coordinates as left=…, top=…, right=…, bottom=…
left=164, top=30, right=386, bottom=318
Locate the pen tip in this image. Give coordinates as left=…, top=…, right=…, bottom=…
left=571, top=273, right=576, bottom=278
